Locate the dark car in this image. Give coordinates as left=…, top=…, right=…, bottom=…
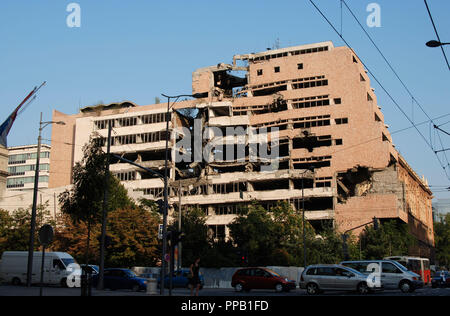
left=432, top=271, right=450, bottom=288
left=157, top=269, right=204, bottom=289
left=80, top=264, right=99, bottom=275
left=92, top=268, right=147, bottom=291
left=231, top=267, right=296, bottom=293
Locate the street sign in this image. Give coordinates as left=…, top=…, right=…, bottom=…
left=38, top=224, right=54, bottom=246
left=158, top=224, right=163, bottom=239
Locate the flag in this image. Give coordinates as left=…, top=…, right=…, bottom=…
left=0, top=82, right=45, bottom=147
left=0, top=109, right=20, bottom=147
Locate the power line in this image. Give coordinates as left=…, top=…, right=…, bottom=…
left=424, top=0, right=450, bottom=70
left=341, top=0, right=450, bottom=173
left=308, top=0, right=450, bottom=181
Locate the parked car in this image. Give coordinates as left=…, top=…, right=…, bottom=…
left=157, top=269, right=204, bottom=289
left=300, top=264, right=382, bottom=295
left=80, top=264, right=99, bottom=275
left=0, top=251, right=79, bottom=287
left=431, top=271, right=450, bottom=288
left=340, top=260, right=423, bottom=293
left=231, top=267, right=296, bottom=293
left=91, top=268, right=147, bottom=291
left=138, top=272, right=159, bottom=280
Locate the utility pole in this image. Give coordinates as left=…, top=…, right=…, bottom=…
left=178, top=180, right=182, bottom=271
left=98, top=120, right=112, bottom=290
left=26, top=111, right=65, bottom=287
left=26, top=113, right=43, bottom=287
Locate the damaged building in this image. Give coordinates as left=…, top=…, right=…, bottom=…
left=48, top=41, right=434, bottom=257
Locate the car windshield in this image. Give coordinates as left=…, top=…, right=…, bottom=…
left=391, top=261, right=408, bottom=272
left=126, top=270, right=137, bottom=278
left=125, top=270, right=137, bottom=278
left=61, top=258, right=76, bottom=268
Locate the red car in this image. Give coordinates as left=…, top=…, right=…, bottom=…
left=231, top=267, right=296, bottom=293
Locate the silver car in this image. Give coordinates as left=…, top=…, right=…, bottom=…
left=340, top=260, right=423, bottom=293
left=300, top=264, right=383, bottom=295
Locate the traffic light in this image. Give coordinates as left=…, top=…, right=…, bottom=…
left=373, top=217, right=379, bottom=230
left=238, top=250, right=248, bottom=266
left=155, top=199, right=168, bottom=214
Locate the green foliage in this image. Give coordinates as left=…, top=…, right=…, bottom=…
left=434, top=214, right=450, bottom=268
left=53, top=207, right=160, bottom=267
left=359, top=220, right=416, bottom=259
left=137, top=198, right=163, bottom=218
left=169, top=207, right=210, bottom=267
left=0, top=204, right=56, bottom=257
left=228, top=201, right=318, bottom=266
left=58, top=136, right=133, bottom=225
left=105, top=207, right=160, bottom=267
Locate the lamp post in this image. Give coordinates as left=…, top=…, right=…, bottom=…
left=341, top=217, right=379, bottom=260
left=426, top=40, right=450, bottom=48
left=426, top=40, right=450, bottom=70
left=160, top=93, right=200, bottom=295
left=26, top=113, right=65, bottom=287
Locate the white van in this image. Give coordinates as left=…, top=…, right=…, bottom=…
left=340, top=260, right=423, bottom=293
left=0, top=251, right=81, bottom=287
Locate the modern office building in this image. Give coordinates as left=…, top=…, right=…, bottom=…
left=0, top=145, right=8, bottom=197
left=6, top=144, right=51, bottom=190
left=48, top=41, right=435, bottom=256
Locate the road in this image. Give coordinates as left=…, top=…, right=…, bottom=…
left=0, top=285, right=449, bottom=296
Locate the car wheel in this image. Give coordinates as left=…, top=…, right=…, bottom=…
left=234, top=283, right=244, bottom=292
left=12, top=277, right=21, bottom=286
left=275, top=283, right=284, bottom=293
left=399, top=281, right=412, bottom=293
left=306, top=283, right=319, bottom=295
left=357, top=282, right=369, bottom=295
left=60, top=278, right=68, bottom=288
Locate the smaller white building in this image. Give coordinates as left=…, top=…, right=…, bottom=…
left=6, top=144, right=51, bottom=191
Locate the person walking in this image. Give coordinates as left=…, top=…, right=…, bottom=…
left=189, top=257, right=201, bottom=296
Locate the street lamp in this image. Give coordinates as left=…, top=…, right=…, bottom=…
left=426, top=40, right=450, bottom=48
left=26, top=113, right=65, bottom=287
left=426, top=40, right=450, bottom=70
left=160, top=93, right=201, bottom=296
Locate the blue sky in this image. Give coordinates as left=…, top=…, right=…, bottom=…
left=1, top=0, right=449, bottom=199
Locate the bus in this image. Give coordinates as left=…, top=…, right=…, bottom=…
left=384, top=256, right=431, bottom=285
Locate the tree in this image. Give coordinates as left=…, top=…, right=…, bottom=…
left=58, top=136, right=133, bottom=265
left=0, top=204, right=55, bottom=257
left=228, top=201, right=316, bottom=266
left=105, top=207, right=160, bottom=267
left=359, top=220, right=416, bottom=259
left=434, top=213, right=450, bottom=269
left=309, top=227, right=359, bottom=264
left=53, top=206, right=160, bottom=267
